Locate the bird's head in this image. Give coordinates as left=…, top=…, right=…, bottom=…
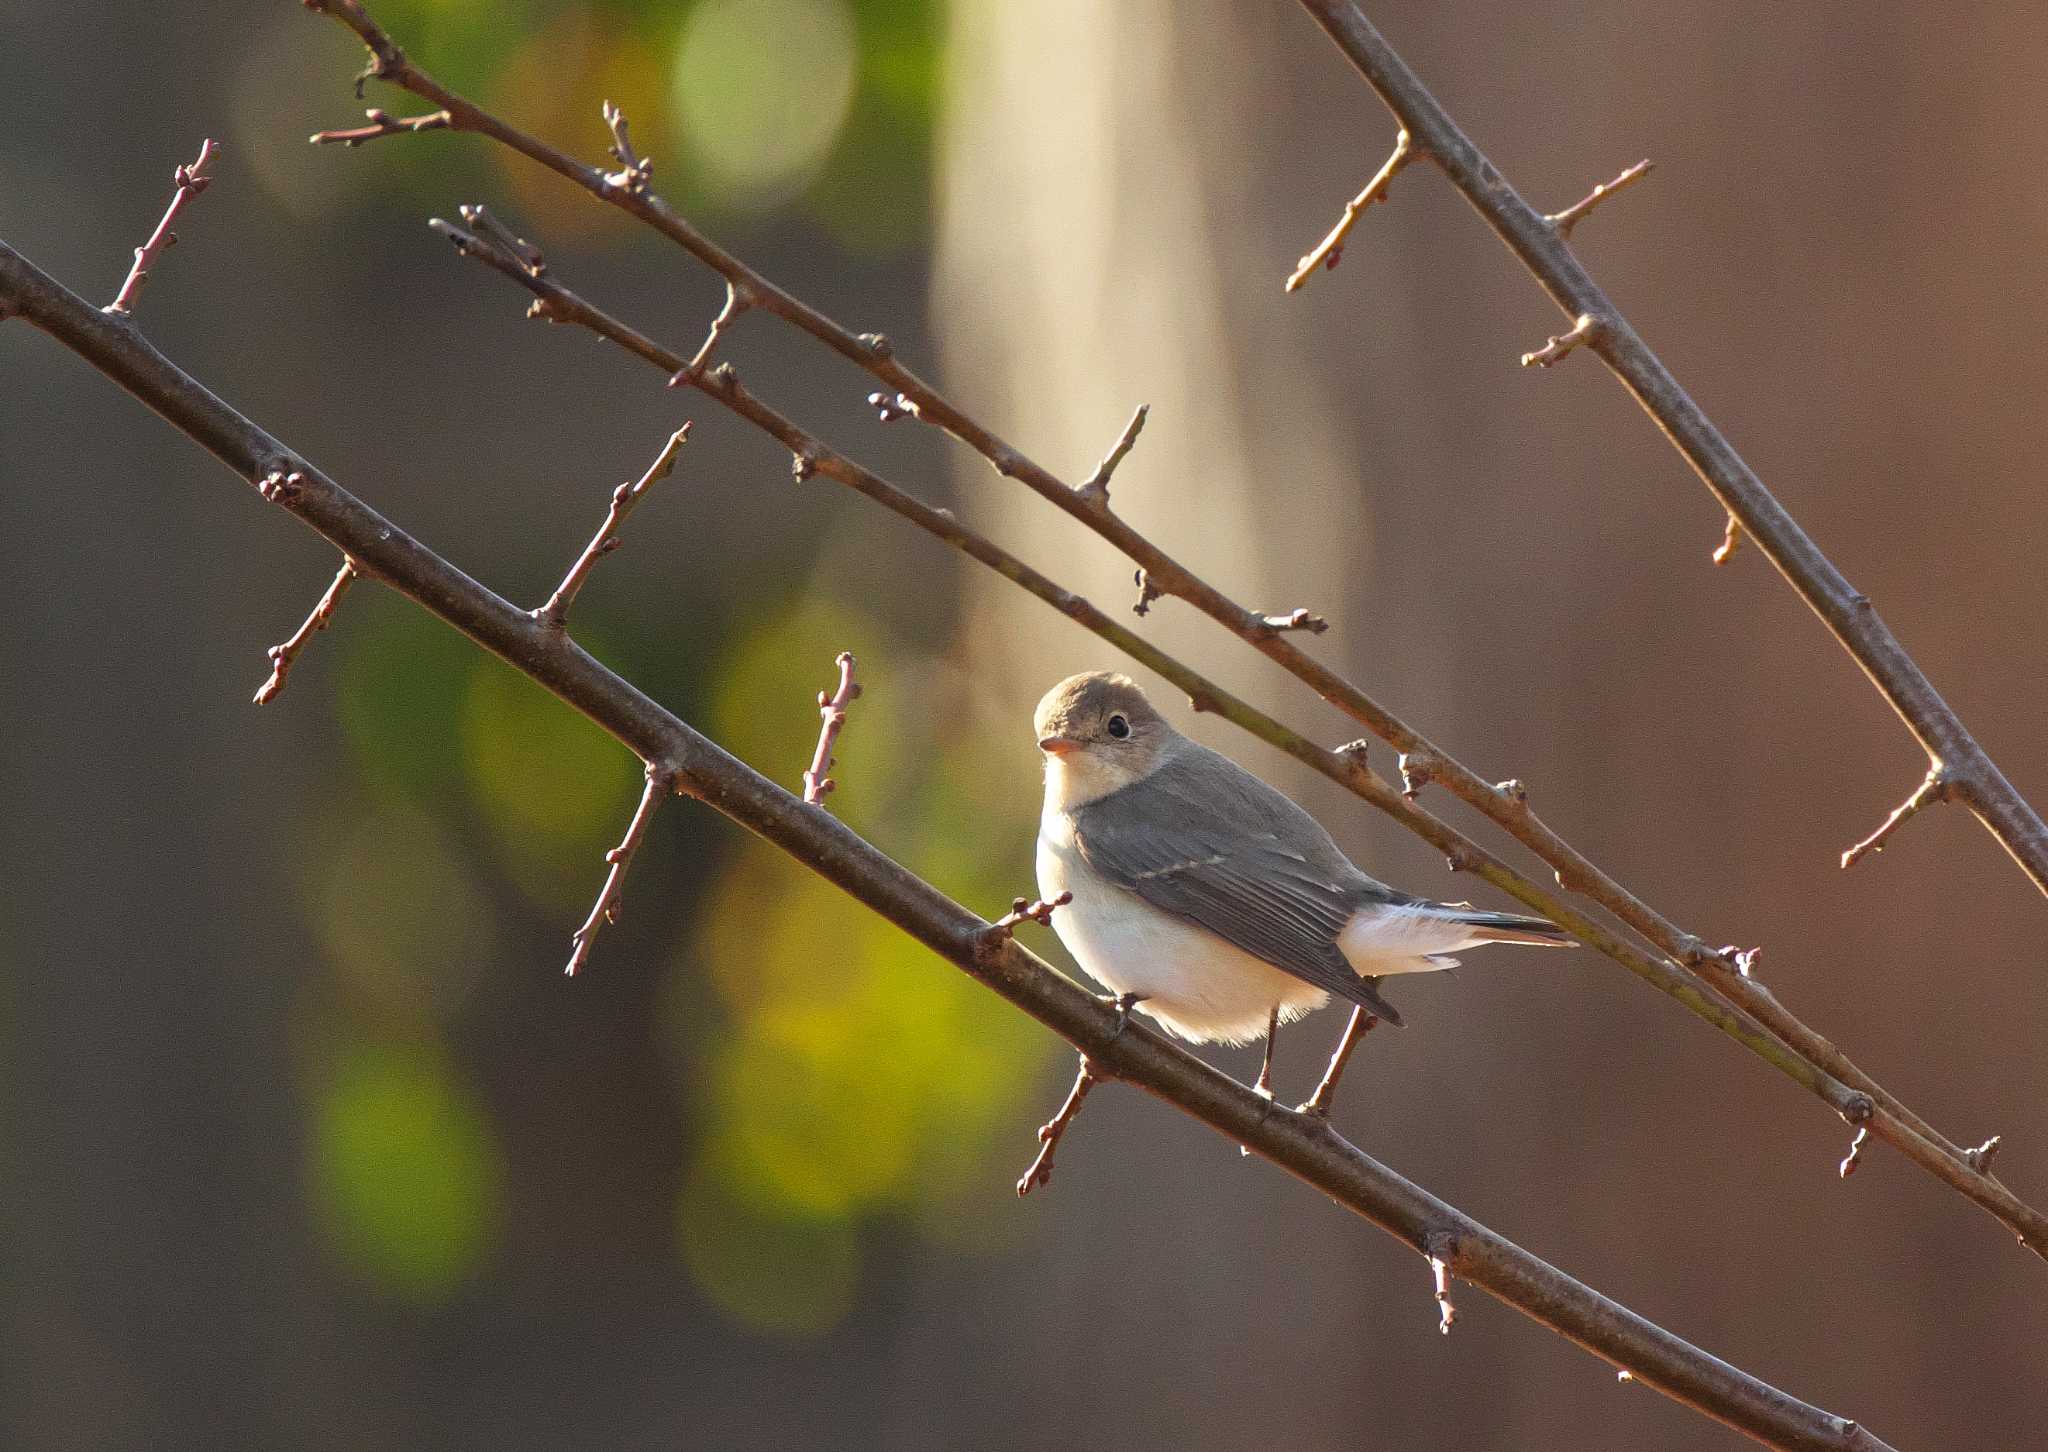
left=1033, top=671, right=1175, bottom=805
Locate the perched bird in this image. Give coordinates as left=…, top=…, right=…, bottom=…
left=1033, top=671, right=1571, bottom=1105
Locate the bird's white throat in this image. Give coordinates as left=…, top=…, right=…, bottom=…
left=1041, top=743, right=1159, bottom=812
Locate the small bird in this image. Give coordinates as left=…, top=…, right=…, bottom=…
left=1034, top=671, right=1571, bottom=1104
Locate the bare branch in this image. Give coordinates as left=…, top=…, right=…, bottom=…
left=1284, top=129, right=1413, bottom=292
left=534, top=423, right=690, bottom=629
left=253, top=556, right=358, bottom=704
left=600, top=100, right=652, bottom=192
left=423, top=210, right=2048, bottom=1263
left=0, top=230, right=1902, bottom=1451
left=1713, top=512, right=1744, bottom=566
left=309, top=106, right=452, bottom=147
left=1841, top=764, right=1950, bottom=870
left=1076, top=403, right=1149, bottom=503
left=1546, top=159, right=1654, bottom=239
left=802, top=651, right=861, bottom=805
left=1299, top=0, right=2048, bottom=904
left=1015, top=1054, right=1102, bottom=1197
left=1521, top=313, right=1602, bottom=369
left=565, top=762, right=678, bottom=977
left=106, top=138, right=218, bottom=316
left=984, top=891, right=1072, bottom=942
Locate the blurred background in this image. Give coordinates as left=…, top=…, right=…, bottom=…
left=3, top=1, right=2046, bottom=1446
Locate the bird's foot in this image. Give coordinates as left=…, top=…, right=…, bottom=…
left=1105, top=992, right=1146, bottom=1039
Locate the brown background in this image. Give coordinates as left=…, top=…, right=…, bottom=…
left=3, top=2, right=2045, bottom=1447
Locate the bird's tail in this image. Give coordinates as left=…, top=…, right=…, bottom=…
left=1445, top=908, right=1575, bottom=948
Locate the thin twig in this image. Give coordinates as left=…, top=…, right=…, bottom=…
left=1132, top=568, right=1165, bottom=617
left=985, top=891, right=1071, bottom=942
left=0, top=231, right=1899, bottom=1450
left=1521, top=313, right=1602, bottom=369
left=1546, top=159, right=1654, bottom=239
left=106, top=138, right=218, bottom=316
left=1299, top=0, right=2048, bottom=904
left=425, top=213, right=2048, bottom=1262
left=802, top=651, right=861, bottom=805
left=1713, top=512, right=1744, bottom=566
left=1426, top=1232, right=1459, bottom=1335
left=458, top=203, right=544, bottom=274
left=253, top=556, right=358, bottom=704
left=1285, top=129, right=1413, bottom=292
left=1839, top=1127, right=1871, bottom=1180
left=673, top=281, right=751, bottom=383
left=1016, top=1054, right=1101, bottom=1196
left=565, top=761, right=678, bottom=977
left=1841, top=765, right=1950, bottom=870
left=309, top=106, right=452, bottom=147
left=534, top=423, right=690, bottom=629
left=1077, top=403, right=1149, bottom=503
left=600, top=100, right=652, bottom=192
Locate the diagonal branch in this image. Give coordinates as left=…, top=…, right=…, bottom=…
left=428, top=210, right=2048, bottom=1263
left=287, top=10, right=1982, bottom=1203
left=0, top=231, right=1894, bottom=1452
left=1297, top=0, right=2048, bottom=901
left=284, top=8, right=2008, bottom=1250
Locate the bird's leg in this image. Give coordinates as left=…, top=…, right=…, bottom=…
left=1241, top=1004, right=1285, bottom=1159
left=1254, top=1004, right=1282, bottom=1099
left=1106, top=992, right=1147, bottom=1038
left=1298, top=1005, right=1378, bottom=1118
left=1016, top=1053, right=1101, bottom=1196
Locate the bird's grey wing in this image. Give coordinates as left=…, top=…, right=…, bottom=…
left=1070, top=779, right=1406, bottom=1026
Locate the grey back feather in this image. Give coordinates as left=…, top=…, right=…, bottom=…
left=1069, top=741, right=1413, bottom=1025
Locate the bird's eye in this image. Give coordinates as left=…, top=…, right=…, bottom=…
left=1106, top=714, right=1130, bottom=739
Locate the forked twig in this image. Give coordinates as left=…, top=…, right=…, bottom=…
left=985, top=891, right=1071, bottom=942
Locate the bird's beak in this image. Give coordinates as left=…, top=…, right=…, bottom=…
left=1038, top=735, right=1082, bottom=757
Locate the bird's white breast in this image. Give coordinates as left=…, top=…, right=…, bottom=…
left=1036, top=803, right=1328, bottom=1046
